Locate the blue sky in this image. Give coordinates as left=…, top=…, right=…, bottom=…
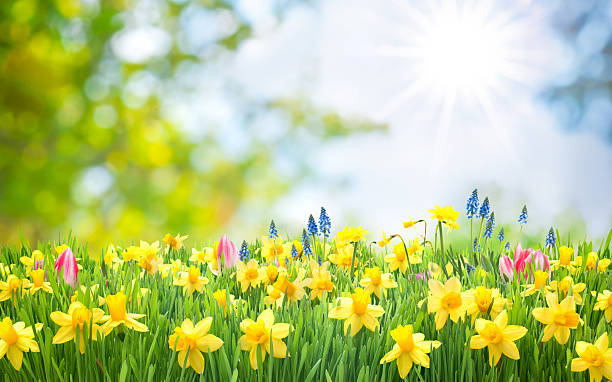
left=111, top=0, right=612, bottom=239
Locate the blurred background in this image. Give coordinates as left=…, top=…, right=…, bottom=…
left=1, top=0, right=611, bottom=251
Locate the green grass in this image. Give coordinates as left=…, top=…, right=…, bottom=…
left=0, top=225, right=611, bottom=381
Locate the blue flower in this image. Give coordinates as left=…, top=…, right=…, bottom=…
left=497, top=227, right=505, bottom=242
left=518, top=205, right=528, bottom=225
left=307, top=214, right=319, bottom=236
left=478, top=197, right=490, bottom=219
left=483, top=212, right=495, bottom=239
left=466, top=263, right=475, bottom=274
left=319, top=207, right=331, bottom=238
left=239, top=241, right=250, bottom=261
left=318, top=255, right=322, bottom=266
left=504, top=242, right=511, bottom=251
left=545, top=227, right=556, bottom=247
left=269, top=220, right=279, bottom=239
left=302, top=229, right=312, bottom=257
left=291, top=244, right=299, bottom=259
left=466, top=189, right=479, bottom=219
left=473, top=238, right=479, bottom=252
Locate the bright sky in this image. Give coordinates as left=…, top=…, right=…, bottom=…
left=227, top=0, right=612, bottom=237
left=111, top=0, right=612, bottom=239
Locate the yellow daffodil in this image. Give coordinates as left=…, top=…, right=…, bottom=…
left=55, top=244, right=69, bottom=256
left=268, top=271, right=312, bottom=304
left=597, top=258, right=611, bottom=273
left=103, top=245, right=123, bottom=270
left=547, top=276, right=586, bottom=305
left=336, top=225, right=369, bottom=244
left=260, top=264, right=281, bottom=285
left=574, top=251, right=600, bottom=272
left=50, top=301, right=105, bottom=353
left=168, top=318, right=223, bottom=374
left=190, top=247, right=211, bottom=265
left=19, top=249, right=45, bottom=275
left=0, top=275, right=30, bottom=301
left=122, top=245, right=143, bottom=262
left=137, top=241, right=162, bottom=275
left=521, top=270, right=549, bottom=296
left=470, top=310, right=527, bottom=366
left=328, top=287, right=385, bottom=336
left=97, top=282, right=148, bottom=307
left=236, top=260, right=262, bottom=292
left=261, top=236, right=292, bottom=265
left=163, top=233, right=189, bottom=252
left=532, top=294, right=581, bottom=344
left=170, top=259, right=183, bottom=274
left=0, top=317, right=41, bottom=370
left=428, top=205, right=460, bottom=231
left=328, top=244, right=357, bottom=270
left=427, top=277, right=465, bottom=330
left=463, top=286, right=507, bottom=322
left=306, top=260, right=335, bottom=300
left=173, top=266, right=209, bottom=296
left=238, top=309, right=291, bottom=370
left=551, top=246, right=574, bottom=269
left=101, top=291, right=148, bottom=334
left=359, top=267, right=397, bottom=298
left=380, top=324, right=441, bottom=378
left=378, top=231, right=391, bottom=247
left=264, top=284, right=285, bottom=307
left=212, top=289, right=236, bottom=316
left=161, top=259, right=184, bottom=278
left=29, top=269, right=53, bottom=295
left=385, top=239, right=423, bottom=274
left=571, top=332, right=612, bottom=382
left=594, top=290, right=612, bottom=322
left=402, top=217, right=418, bottom=229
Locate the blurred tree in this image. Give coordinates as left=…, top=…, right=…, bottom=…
left=544, top=0, right=612, bottom=141
left=0, top=0, right=383, bottom=251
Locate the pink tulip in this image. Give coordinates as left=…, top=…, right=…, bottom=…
left=54, top=247, right=78, bottom=288
left=498, top=255, right=514, bottom=281
left=217, top=235, right=238, bottom=269
left=513, top=244, right=533, bottom=281
left=526, top=249, right=551, bottom=275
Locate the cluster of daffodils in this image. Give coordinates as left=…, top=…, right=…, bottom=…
left=0, top=196, right=611, bottom=381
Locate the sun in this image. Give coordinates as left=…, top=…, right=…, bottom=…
left=373, top=0, right=536, bottom=173
left=418, top=6, right=508, bottom=98
left=376, top=0, right=527, bottom=115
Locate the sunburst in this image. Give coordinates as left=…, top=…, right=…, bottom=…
left=373, top=0, right=539, bottom=175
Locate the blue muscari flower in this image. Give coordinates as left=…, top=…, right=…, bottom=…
left=319, top=207, right=331, bottom=238
left=473, top=237, right=479, bottom=252
left=478, top=197, right=490, bottom=219
left=269, top=220, right=279, bottom=239
left=285, top=257, right=289, bottom=267
left=318, top=255, right=322, bottom=266
left=291, top=244, right=298, bottom=259
left=483, top=212, right=495, bottom=239
left=302, top=229, right=312, bottom=257
left=504, top=242, right=511, bottom=251
left=307, top=214, right=319, bottom=236
left=518, top=205, right=528, bottom=225
left=497, top=227, right=505, bottom=242
left=239, top=241, right=250, bottom=261
left=466, top=189, right=479, bottom=219
left=545, top=227, right=556, bottom=247
left=466, top=263, right=475, bottom=274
